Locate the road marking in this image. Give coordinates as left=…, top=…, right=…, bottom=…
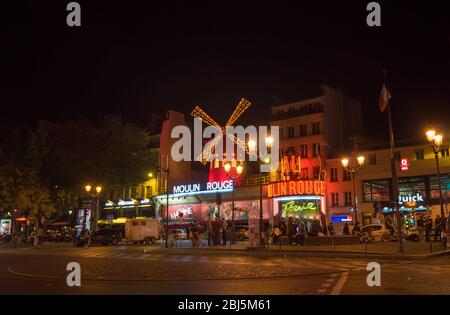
left=329, top=271, right=349, bottom=295
left=326, top=278, right=335, bottom=283
left=317, top=288, right=328, bottom=293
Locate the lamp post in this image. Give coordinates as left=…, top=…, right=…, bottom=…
left=248, top=136, right=273, bottom=248
left=341, top=155, right=365, bottom=224
left=85, top=185, right=102, bottom=231
left=157, top=165, right=169, bottom=248
left=224, top=162, right=244, bottom=248
left=426, top=129, right=446, bottom=249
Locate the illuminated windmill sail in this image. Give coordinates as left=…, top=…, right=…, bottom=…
left=191, top=98, right=251, bottom=164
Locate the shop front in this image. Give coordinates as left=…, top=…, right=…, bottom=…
left=268, top=179, right=327, bottom=230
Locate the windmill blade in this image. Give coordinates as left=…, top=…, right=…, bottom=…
left=191, top=106, right=221, bottom=128
left=195, top=134, right=223, bottom=164
left=226, top=133, right=248, bottom=153
left=225, top=98, right=251, bottom=127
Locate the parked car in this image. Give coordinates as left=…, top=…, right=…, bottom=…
left=77, top=229, right=122, bottom=246
left=361, top=224, right=420, bottom=242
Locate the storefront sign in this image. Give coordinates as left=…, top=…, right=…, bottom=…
left=279, top=199, right=320, bottom=219
left=118, top=200, right=136, bottom=206
left=268, top=180, right=325, bottom=198
left=400, top=158, right=409, bottom=171
left=398, top=193, right=424, bottom=204
left=168, top=204, right=201, bottom=222
left=281, top=153, right=301, bottom=177
left=172, top=180, right=233, bottom=195
left=331, top=215, right=353, bottom=223
left=0, top=219, right=11, bottom=235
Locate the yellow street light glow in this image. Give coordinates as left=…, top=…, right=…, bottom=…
left=426, top=130, right=436, bottom=143
left=357, top=155, right=365, bottom=166
left=85, top=185, right=92, bottom=193
left=247, top=139, right=257, bottom=151
left=224, top=162, right=231, bottom=173
left=148, top=172, right=153, bottom=178
left=96, top=186, right=102, bottom=194
left=434, top=134, right=443, bottom=146
left=265, top=136, right=274, bottom=148
left=236, top=164, right=243, bottom=175
left=341, top=158, right=349, bottom=168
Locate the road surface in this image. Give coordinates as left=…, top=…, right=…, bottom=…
left=0, top=245, right=449, bottom=295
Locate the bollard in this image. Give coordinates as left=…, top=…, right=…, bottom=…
left=305, top=236, right=308, bottom=249
left=364, top=237, right=367, bottom=253
left=332, top=235, right=335, bottom=250
left=429, top=238, right=433, bottom=253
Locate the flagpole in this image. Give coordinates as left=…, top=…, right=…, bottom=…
left=385, top=72, right=404, bottom=254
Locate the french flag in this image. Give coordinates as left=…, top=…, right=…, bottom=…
left=379, top=83, right=391, bottom=112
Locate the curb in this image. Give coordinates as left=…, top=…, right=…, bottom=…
left=144, top=248, right=450, bottom=260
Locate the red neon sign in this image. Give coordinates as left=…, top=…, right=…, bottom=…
left=400, top=158, right=409, bottom=171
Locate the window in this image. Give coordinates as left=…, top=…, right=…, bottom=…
left=313, top=167, right=320, bottom=179
left=312, top=143, right=321, bottom=157
left=362, top=179, right=391, bottom=202
left=299, top=124, right=307, bottom=137
left=369, top=154, right=377, bottom=165
left=343, top=169, right=351, bottom=181
left=301, top=167, right=309, bottom=179
left=312, top=122, right=320, bottom=135
left=344, top=192, right=352, bottom=206
left=145, top=186, right=152, bottom=198
left=299, top=144, right=308, bottom=158
left=330, top=168, right=338, bottom=182
left=331, top=193, right=339, bottom=207
left=130, top=186, right=137, bottom=198
left=415, top=149, right=424, bottom=160
left=287, top=127, right=295, bottom=138
left=440, top=147, right=449, bottom=157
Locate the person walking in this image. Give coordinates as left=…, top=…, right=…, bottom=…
left=287, top=217, right=294, bottom=244
left=221, top=217, right=228, bottom=246
left=84, top=229, right=92, bottom=248
left=342, top=223, right=350, bottom=235
left=207, top=217, right=213, bottom=246
left=434, top=215, right=443, bottom=242
left=327, top=222, right=335, bottom=236
left=417, top=215, right=424, bottom=242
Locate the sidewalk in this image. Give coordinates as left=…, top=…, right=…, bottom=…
left=147, top=239, right=450, bottom=260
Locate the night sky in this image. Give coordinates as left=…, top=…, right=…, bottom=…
left=2, top=0, right=449, bottom=141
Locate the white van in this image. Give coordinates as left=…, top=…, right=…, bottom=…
left=125, top=218, right=160, bottom=244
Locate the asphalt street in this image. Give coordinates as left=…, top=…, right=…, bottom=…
left=0, top=245, right=449, bottom=295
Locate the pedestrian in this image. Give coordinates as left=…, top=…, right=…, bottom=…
left=207, top=216, right=213, bottom=246
left=349, top=222, right=354, bottom=235
left=272, top=225, right=281, bottom=244
left=417, top=215, right=424, bottom=241
left=213, top=219, right=221, bottom=245
left=327, top=222, right=335, bottom=236
left=84, top=229, right=92, bottom=248
left=342, top=223, right=350, bottom=235
left=221, top=217, right=228, bottom=246
left=434, top=215, right=443, bottom=242
left=287, top=217, right=294, bottom=244
left=352, top=222, right=361, bottom=236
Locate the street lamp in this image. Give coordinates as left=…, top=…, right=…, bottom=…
left=426, top=129, right=446, bottom=249
left=156, top=165, right=170, bottom=248
left=224, top=161, right=244, bottom=248
left=341, top=155, right=364, bottom=224
left=85, top=184, right=102, bottom=231
left=247, top=136, right=273, bottom=247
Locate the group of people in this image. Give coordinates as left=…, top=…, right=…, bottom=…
left=2, top=229, right=44, bottom=247
left=206, top=217, right=228, bottom=246
left=416, top=214, right=446, bottom=242
left=272, top=217, right=325, bottom=245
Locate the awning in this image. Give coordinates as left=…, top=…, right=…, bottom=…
left=48, top=221, right=71, bottom=226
